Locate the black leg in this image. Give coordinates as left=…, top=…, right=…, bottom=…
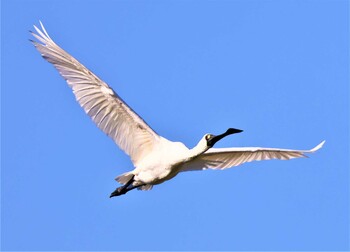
left=109, top=175, right=134, bottom=198
left=124, top=175, right=135, bottom=188
left=125, top=184, right=144, bottom=192
left=109, top=176, right=146, bottom=198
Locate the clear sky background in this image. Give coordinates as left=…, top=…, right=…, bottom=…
left=2, top=0, right=349, bottom=250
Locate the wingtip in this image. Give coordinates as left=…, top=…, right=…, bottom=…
left=310, top=140, right=325, bottom=152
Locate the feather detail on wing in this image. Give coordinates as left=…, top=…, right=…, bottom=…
left=180, top=141, right=325, bottom=172
left=30, top=22, right=160, bottom=165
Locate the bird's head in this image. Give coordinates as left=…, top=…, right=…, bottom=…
left=205, top=128, right=243, bottom=148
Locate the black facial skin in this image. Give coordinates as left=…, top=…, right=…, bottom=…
left=207, top=128, right=243, bottom=147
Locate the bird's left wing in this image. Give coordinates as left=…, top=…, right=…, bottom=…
left=30, top=22, right=160, bottom=165
left=180, top=141, right=325, bottom=172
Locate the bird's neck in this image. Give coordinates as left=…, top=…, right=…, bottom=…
left=188, top=142, right=209, bottom=159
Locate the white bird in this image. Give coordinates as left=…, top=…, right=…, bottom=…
left=30, top=22, right=325, bottom=197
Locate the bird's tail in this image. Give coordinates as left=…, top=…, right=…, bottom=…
left=138, top=184, right=153, bottom=191
left=115, top=172, right=134, bottom=185
left=115, top=172, right=153, bottom=191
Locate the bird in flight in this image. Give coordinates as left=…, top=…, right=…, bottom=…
left=30, top=22, right=324, bottom=197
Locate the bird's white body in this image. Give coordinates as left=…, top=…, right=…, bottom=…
left=31, top=22, right=325, bottom=195
left=120, top=137, right=208, bottom=189
left=133, top=138, right=189, bottom=185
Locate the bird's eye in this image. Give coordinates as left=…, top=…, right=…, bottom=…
left=205, top=134, right=212, bottom=140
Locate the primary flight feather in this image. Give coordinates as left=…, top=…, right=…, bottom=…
left=30, top=22, right=324, bottom=197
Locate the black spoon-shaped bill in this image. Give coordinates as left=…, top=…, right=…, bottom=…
left=207, top=128, right=243, bottom=147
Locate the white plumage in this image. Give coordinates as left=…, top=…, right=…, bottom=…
left=31, top=22, right=324, bottom=197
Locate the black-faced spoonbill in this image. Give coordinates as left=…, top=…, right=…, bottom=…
left=30, top=22, right=325, bottom=197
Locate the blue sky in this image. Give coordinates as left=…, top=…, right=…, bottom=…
left=1, top=0, right=349, bottom=250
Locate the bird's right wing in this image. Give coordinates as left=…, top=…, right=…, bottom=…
left=30, top=22, right=160, bottom=166
left=180, top=141, right=325, bottom=172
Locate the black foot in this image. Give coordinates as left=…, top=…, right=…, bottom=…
left=110, top=186, right=127, bottom=198
left=109, top=183, right=147, bottom=198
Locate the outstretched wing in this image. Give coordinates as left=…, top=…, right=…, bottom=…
left=31, top=22, right=160, bottom=166
left=180, top=141, right=325, bottom=172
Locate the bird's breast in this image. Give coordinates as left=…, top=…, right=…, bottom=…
left=133, top=139, right=190, bottom=184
